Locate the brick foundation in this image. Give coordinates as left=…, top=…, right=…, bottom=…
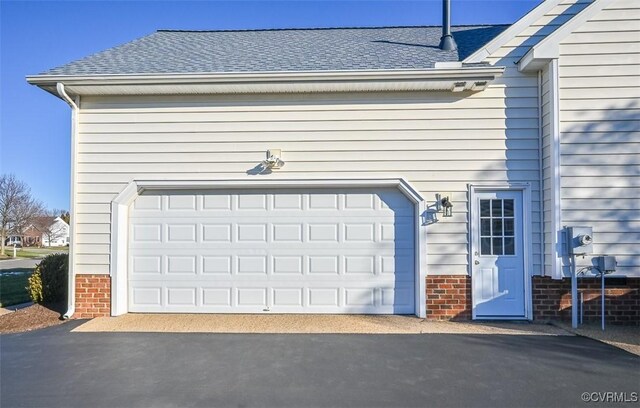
left=74, top=275, right=111, bottom=318
left=426, top=276, right=471, bottom=320
left=426, top=275, right=640, bottom=325
left=71, top=273, right=639, bottom=324
left=533, top=276, right=639, bottom=325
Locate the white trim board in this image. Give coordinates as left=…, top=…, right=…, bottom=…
left=110, top=178, right=428, bottom=318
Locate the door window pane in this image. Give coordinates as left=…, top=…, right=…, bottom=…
left=504, top=218, right=514, bottom=236
left=503, top=199, right=514, bottom=217
left=481, top=219, right=491, bottom=236
left=481, top=238, right=492, bottom=255
left=504, top=237, right=515, bottom=255
left=480, top=200, right=491, bottom=217
left=491, top=200, right=502, bottom=217
left=492, top=237, right=503, bottom=255
left=492, top=219, right=503, bottom=236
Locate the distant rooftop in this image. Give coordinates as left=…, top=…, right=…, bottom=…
left=37, top=25, right=509, bottom=76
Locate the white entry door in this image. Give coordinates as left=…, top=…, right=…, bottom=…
left=471, top=190, right=526, bottom=318
left=127, top=187, right=415, bottom=314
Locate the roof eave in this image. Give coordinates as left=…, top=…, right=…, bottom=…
left=518, top=0, right=617, bottom=73
left=463, top=0, right=563, bottom=64
left=26, top=67, right=505, bottom=97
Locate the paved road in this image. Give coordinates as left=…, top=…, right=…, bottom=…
left=0, top=257, right=41, bottom=270
left=1, top=321, right=638, bottom=408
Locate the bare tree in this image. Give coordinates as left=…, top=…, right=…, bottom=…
left=0, top=174, right=45, bottom=256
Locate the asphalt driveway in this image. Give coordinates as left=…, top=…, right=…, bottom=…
left=0, top=257, right=41, bottom=270
left=1, top=321, right=638, bottom=408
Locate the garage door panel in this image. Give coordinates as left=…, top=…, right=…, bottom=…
left=237, top=288, right=267, bottom=307
left=132, top=224, right=161, bottom=243
left=167, top=256, right=197, bottom=274
left=167, top=195, right=196, bottom=210
left=130, top=254, right=412, bottom=277
left=130, top=252, right=413, bottom=279
left=345, top=288, right=375, bottom=306
left=129, top=188, right=415, bottom=314
left=132, top=207, right=413, bottom=221
left=202, top=288, right=232, bottom=306
left=130, top=219, right=412, bottom=246
left=272, top=288, right=304, bottom=307
left=203, top=256, right=232, bottom=274
left=202, top=224, right=232, bottom=242
left=129, top=281, right=415, bottom=313
left=236, top=224, right=267, bottom=242
left=167, top=287, right=197, bottom=306
left=134, top=195, right=162, bottom=210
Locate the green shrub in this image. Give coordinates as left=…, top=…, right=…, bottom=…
left=27, top=253, right=68, bottom=304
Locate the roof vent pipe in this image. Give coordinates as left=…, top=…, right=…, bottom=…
left=439, top=0, right=458, bottom=51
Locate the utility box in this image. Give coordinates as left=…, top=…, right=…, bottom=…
left=566, top=226, right=593, bottom=255
left=596, top=256, right=617, bottom=273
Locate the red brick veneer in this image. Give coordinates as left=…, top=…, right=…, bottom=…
left=533, top=276, right=639, bottom=325
left=74, top=275, right=111, bottom=318
left=425, top=275, right=639, bottom=325
left=426, top=276, right=471, bottom=320
left=71, top=273, right=639, bottom=324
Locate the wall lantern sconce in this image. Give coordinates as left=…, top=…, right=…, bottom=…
left=435, top=193, right=453, bottom=218
left=261, top=149, right=285, bottom=171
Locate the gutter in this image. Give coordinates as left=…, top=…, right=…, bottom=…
left=56, top=83, right=78, bottom=320
left=27, top=67, right=505, bottom=96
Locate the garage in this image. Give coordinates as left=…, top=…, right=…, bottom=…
left=126, top=186, right=417, bottom=314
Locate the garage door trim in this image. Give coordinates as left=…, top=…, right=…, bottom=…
left=110, top=178, right=426, bottom=317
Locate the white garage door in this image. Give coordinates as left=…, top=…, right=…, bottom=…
left=128, top=188, right=415, bottom=314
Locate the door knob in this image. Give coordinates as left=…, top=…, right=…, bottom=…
left=474, top=260, right=480, bottom=265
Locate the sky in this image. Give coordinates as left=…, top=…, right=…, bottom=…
left=0, top=0, right=540, bottom=211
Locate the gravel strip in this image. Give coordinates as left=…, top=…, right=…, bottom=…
left=73, top=314, right=573, bottom=335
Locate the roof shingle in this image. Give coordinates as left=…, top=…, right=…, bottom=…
left=39, top=25, right=509, bottom=76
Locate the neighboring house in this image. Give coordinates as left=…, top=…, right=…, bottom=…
left=27, top=0, right=639, bottom=322
left=21, top=225, right=42, bottom=247
left=4, top=236, right=22, bottom=247
left=38, top=217, right=70, bottom=247
left=5, top=217, right=69, bottom=248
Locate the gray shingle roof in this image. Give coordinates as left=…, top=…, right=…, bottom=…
left=39, top=25, right=508, bottom=76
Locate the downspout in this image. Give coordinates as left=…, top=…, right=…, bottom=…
left=549, top=58, right=563, bottom=281
left=537, top=71, right=545, bottom=277
left=56, top=83, right=78, bottom=320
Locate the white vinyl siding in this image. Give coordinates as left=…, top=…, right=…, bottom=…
left=75, top=88, right=542, bottom=277
left=481, top=0, right=595, bottom=278
left=558, top=0, right=640, bottom=276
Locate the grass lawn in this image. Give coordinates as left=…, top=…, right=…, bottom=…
left=0, top=268, right=34, bottom=307
left=1, top=247, right=68, bottom=259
